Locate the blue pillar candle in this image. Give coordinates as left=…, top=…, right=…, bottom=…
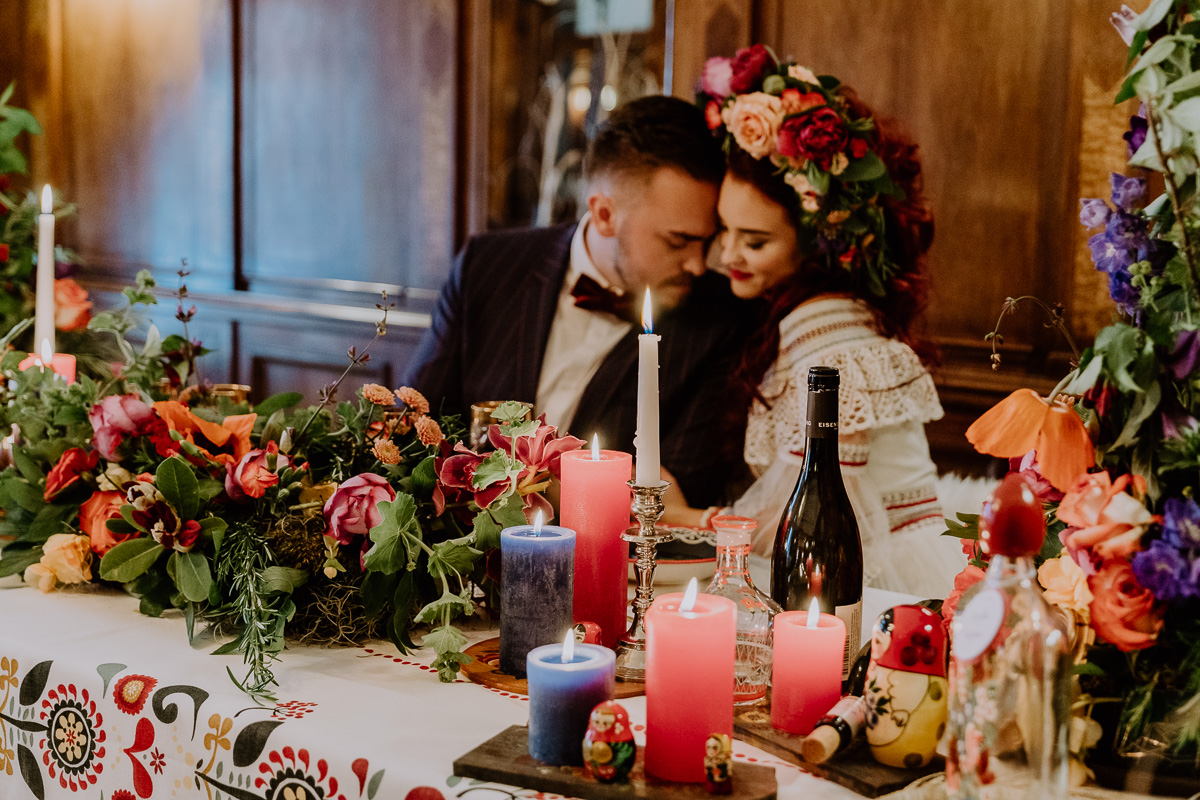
left=499, top=522, right=576, bottom=675
left=527, top=636, right=616, bottom=765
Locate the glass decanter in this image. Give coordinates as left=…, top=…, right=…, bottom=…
left=947, top=475, right=1073, bottom=800
left=703, top=514, right=782, bottom=704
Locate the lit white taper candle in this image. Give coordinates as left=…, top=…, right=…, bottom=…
left=33, top=185, right=56, bottom=355
left=634, top=288, right=661, bottom=486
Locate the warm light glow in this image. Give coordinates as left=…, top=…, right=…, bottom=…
left=41, top=185, right=52, bottom=214
left=591, top=433, right=600, bottom=461
left=569, top=85, right=592, bottom=115
left=641, top=288, right=653, bottom=334
left=39, top=339, right=52, bottom=365
left=599, top=85, right=618, bottom=111
left=533, top=510, right=544, bottom=535
left=680, top=577, right=699, bottom=613
left=561, top=628, right=575, bottom=663
left=806, top=597, right=821, bottom=628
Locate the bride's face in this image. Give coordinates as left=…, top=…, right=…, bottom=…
left=716, top=175, right=799, bottom=299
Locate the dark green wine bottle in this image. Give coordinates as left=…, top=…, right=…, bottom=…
left=770, top=366, right=864, bottom=680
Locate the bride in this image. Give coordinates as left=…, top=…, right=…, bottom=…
left=662, top=48, right=962, bottom=597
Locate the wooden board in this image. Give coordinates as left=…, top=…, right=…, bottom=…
left=461, top=638, right=645, bottom=698
left=733, top=705, right=942, bottom=798
left=454, top=725, right=778, bottom=800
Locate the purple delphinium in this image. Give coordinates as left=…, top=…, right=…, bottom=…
left=1132, top=539, right=1199, bottom=602
left=1124, top=116, right=1148, bottom=156
left=1111, top=173, right=1147, bottom=211
left=1080, top=198, right=1111, bottom=229
left=1166, top=330, right=1200, bottom=381
left=1164, top=496, right=1200, bottom=548
left=1107, top=269, right=1141, bottom=315
left=1088, top=231, right=1137, bottom=274
left=1106, top=209, right=1150, bottom=250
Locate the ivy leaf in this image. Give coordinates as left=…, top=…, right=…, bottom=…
left=472, top=510, right=502, bottom=551
left=414, top=590, right=475, bottom=625
left=491, top=401, right=530, bottom=425
left=363, top=494, right=420, bottom=575
left=472, top=451, right=511, bottom=491
left=490, top=492, right=528, bottom=529
left=100, top=539, right=165, bottom=583
left=428, top=540, right=482, bottom=580
left=155, top=457, right=199, bottom=522
left=422, top=624, right=468, bottom=656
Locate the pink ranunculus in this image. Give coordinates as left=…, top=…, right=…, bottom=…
left=1087, top=559, right=1162, bottom=651
left=225, top=441, right=291, bottom=501
left=701, top=56, right=734, bottom=99
left=1009, top=450, right=1064, bottom=504
left=323, top=473, right=397, bottom=545
left=486, top=415, right=586, bottom=478
left=89, top=394, right=157, bottom=461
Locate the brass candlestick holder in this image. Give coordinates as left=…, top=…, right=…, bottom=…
left=614, top=480, right=673, bottom=682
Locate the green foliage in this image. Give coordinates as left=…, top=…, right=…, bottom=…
left=100, top=539, right=165, bottom=583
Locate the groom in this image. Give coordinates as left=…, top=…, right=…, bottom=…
left=404, top=96, right=753, bottom=507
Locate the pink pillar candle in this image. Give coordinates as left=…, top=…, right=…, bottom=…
left=18, top=352, right=77, bottom=384
left=645, top=591, right=736, bottom=782
left=771, top=609, right=846, bottom=734
left=560, top=447, right=631, bottom=648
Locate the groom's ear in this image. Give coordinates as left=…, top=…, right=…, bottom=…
left=588, top=191, right=618, bottom=238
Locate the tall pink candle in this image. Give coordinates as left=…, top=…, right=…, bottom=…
left=560, top=441, right=632, bottom=648
left=645, top=584, right=736, bottom=782
left=771, top=604, right=846, bottom=734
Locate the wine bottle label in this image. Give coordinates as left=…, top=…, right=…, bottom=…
left=950, top=587, right=1005, bottom=663
left=835, top=601, right=862, bottom=679
left=822, top=695, right=868, bottom=736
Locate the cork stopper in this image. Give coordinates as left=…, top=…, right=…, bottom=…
left=979, top=473, right=1046, bottom=557
left=801, top=725, right=842, bottom=764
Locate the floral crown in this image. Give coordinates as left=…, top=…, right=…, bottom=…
left=699, top=45, right=903, bottom=297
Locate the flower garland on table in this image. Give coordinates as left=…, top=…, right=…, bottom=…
left=698, top=45, right=903, bottom=297
left=944, top=0, right=1200, bottom=772
left=0, top=279, right=582, bottom=701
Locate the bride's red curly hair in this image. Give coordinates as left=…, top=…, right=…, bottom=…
left=728, top=87, right=938, bottom=409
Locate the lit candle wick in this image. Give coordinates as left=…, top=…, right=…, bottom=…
left=679, top=577, right=699, bottom=614
left=806, top=597, right=821, bottom=629
left=560, top=628, right=575, bottom=663
left=591, top=433, right=600, bottom=461
left=38, top=339, right=53, bottom=370
left=532, top=510, right=544, bottom=536
left=641, top=288, right=654, bottom=334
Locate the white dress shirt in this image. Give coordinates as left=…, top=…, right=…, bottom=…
left=535, top=214, right=633, bottom=433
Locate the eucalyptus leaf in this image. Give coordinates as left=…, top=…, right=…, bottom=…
left=99, top=539, right=165, bottom=583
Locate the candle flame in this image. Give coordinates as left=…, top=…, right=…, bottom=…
left=532, top=510, right=543, bottom=535
left=806, top=597, right=820, bottom=628
left=41, top=185, right=52, bottom=214
left=561, top=628, right=575, bottom=663
left=39, top=339, right=52, bottom=365
left=591, top=433, right=600, bottom=461
left=680, top=577, right=699, bottom=613
left=641, top=288, right=653, bottom=334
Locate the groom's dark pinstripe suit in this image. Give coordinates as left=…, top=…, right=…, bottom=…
left=403, top=222, right=755, bottom=507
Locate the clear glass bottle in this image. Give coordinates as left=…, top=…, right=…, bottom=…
left=704, top=514, right=782, bottom=704
left=947, top=474, right=1073, bottom=800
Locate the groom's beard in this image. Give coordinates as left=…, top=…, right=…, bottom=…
left=613, top=235, right=693, bottom=312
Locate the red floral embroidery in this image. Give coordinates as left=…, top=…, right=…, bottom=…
left=37, top=683, right=106, bottom=792
left=255, top=747, right=347, bottom=800
left=112, top=674, right=158, bottom=716
left=273, top=700, right=317, bottom=719
left=112, top=792, right=136, bottom=800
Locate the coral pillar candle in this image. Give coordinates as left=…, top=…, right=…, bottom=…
left=771, top=598, right=846, bottom=734
left=33, top=185, right=56, bottom=355
left=634, top=289, right=661, bottom=486
left=645, top=579, right=736, bottom=782
left=499, top=512, right=576, bottom=676
left=526, top=630, right=616, bottom=766
left=560, top=435, right=632, bottom=648
left=18, top=340, right=76, bottom=384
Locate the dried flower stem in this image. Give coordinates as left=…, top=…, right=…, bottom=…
left=1147, top=106, right=1200, bottom=295
left=987, top=295, right=1080, bottom=370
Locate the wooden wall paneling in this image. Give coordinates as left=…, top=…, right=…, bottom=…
left=669, top=0, right=753, bottom=99
left=242, top=0, right=458, bottom=295
left=57, top=0, right=234, bottom=291
left=458, top=0, right=490, bottom=246
left=0, top=0, right=68, bottom=193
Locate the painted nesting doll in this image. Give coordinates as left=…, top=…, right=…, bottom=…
left=704, top=733, right=733, bottom=794
left=582, top=701, right=636, bottom=782
left=863, top=605, right=949, bottom=769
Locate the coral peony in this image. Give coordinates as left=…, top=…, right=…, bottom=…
left=44, top=447, right=99, bottom=501
left=966, top=389, right=1094, bottom=491
left=54, top=278, right=92, bottom=331
left=1087, top=559, right=1162, bottom=651
left=81, top=490, right=134, bottom=555
left=323, top=473, right=396, bottom=545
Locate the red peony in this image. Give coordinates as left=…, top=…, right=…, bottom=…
left=225, top=441, right=290, bottom=501
left=89, top=394, right=158, bottom=461
left=44, top=447, right=99, bottom=501
left=729, top=44, right=776, bottom=94
left=323, top=473, right=396, bottom=545
left=80, top=490, right=134, bottom=555
left=849, top=138, right=869, bottom=159
left=778, top=107, right=848, bottom=171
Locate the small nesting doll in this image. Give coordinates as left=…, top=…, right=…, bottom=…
left=864, top=605, right=949, bottom=769
left=704, top=733, right=733, bottom=794
left=583, top=701, right=636, bottom=782
left=573, top=622, right=602, bottom=645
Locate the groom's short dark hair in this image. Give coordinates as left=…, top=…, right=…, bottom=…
left=584, top=95, right=724, bottom=186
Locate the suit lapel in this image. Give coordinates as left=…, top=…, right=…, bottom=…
left=513, top=224, right=575, bottom=402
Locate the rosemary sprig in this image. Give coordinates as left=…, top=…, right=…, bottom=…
left=218, top=519, right=282, bottom=704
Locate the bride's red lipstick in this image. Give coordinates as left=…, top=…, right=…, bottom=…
left=729, top=269, right=752, bottom=281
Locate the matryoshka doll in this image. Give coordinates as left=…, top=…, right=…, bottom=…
left=704, top=733, right=733, bottom=794
left=582, top=701, right=636, bottom=782
left=864, top=605, right=949, bottom=769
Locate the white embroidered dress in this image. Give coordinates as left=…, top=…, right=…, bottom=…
left=733, top=296, right=960, bottom=597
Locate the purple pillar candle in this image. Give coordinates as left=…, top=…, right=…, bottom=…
left=527, top=635, right=616, bottom=765
left=500, top=521, right=576, bottom=675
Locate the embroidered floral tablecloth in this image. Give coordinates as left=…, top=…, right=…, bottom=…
left=0, top=577, right=889, bottom=800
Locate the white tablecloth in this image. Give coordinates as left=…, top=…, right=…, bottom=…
left=0, top=573, right=923, bottom=800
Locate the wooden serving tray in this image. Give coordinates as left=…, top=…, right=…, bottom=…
left=461, top=638, right=645, bottom=698
left=454, top=725, right=778, bottom=800
left=733, top=704, right=943, bottom=798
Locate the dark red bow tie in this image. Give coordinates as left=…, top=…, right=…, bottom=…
left=570, top=273, right=634, bottom=321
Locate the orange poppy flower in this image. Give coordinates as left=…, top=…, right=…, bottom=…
left=965, top=388, right=1094, bottom=491
left=153, top=401, right=256, bottom=466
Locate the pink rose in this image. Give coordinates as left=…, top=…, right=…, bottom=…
left=722, top=92, right=782, bottom=160
left=89, top=394, right=157, bottom=461
left=226, top=441, right=290, bottom=501
left=323, top=473, right=396, bottom=545
left=1088, top=559, right=1162, bottom=651
left=701, top=56, right=734, bottom=99
left=729, top=44, right=775, bottom=94
left=1058, top=472, right=1154, bottom=560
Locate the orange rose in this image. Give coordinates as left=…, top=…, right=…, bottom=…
left=44, top=447, right=99, bottom=501
left=54, top=278, right=92, bottom=331
left=1087, top=559, right=1162, bottom=651
left=39, top=533, right=93, bottom=585
left=81, top=490, right=136, bottom=555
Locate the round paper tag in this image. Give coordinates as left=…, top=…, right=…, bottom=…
left=951, top=587, right=1005, bottom=663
